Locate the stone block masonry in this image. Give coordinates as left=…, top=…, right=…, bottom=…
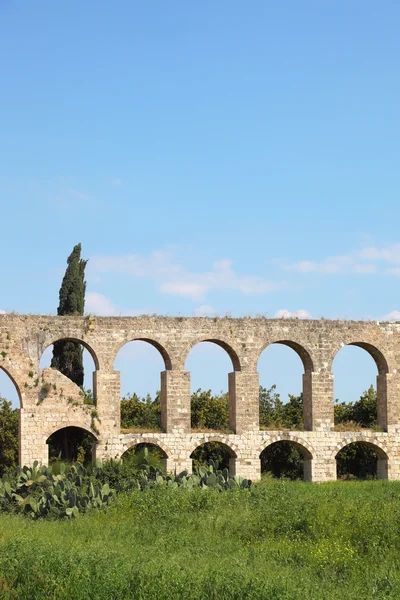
left=1, top=313, right=400, bottom=481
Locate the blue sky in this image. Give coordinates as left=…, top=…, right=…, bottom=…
left=0, top=1, right=399, bottom=407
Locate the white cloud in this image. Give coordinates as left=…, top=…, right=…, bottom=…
left=280, top=243, right=400, bottom=276
left=382, top=310, right=400, bottom=322
left=275, top=309, right=311, bottom=319
left=85, top=292, right=146, bottom=317
left=88, top=250, right=287, bottom=301
left=193, top=305, right=215, bottom=316
left=0, top=310, right=5, bottom=314
left=111, top=178, right=123, bottom=186
left=86, top=292, right=119, bottom=316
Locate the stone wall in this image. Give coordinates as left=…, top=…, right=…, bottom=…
left=1, top=313, right=400, bottom=481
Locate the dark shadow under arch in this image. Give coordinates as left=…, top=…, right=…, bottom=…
left=260, top=440, right=313, bottom=481
left=121, top=442, right=168, bottom=473
left=190, top=441, right=237, bottom=473
left=46, top=426, right=97, bottom=465
left=335, top=441, right=388, bottom=480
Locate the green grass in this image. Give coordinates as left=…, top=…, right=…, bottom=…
left=1, top=479, right=400, bottom=599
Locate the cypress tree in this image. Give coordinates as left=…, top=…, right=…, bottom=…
left=51, top=244, right=88, bottom=386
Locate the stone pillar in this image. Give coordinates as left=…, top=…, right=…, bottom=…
left=377, top=457, right=389, bottom=479
left=19, top=409, right=48, bottom=466
left=385, top=373, right=400, bottom=433
left=161, top=370, right=191, bottom=433
left=228, top=371, right=259, bottom=434
left=303, top=372, right=334, bottom=431
left=233, top=457, right=261, bottom=481
left=311, top=455, right=337, bottom=482
left=94, top=371, right=121, bottom=429
left=303, top=458, right=313, bottom=482
left=93, top=371, right=121, bottom=460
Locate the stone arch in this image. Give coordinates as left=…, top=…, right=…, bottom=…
left=258, top=435, right=314, bottom=481
left=257, top=340, right=315, bottom=431
left=330, top=437, right=388, bottom=461
left=185, top=338, right=241, bottom=372
left=257, top=340, right=314, bottom=374
left=332, top=342, right=389, bottom=430
left=121, top=437, right=172, bottom=458
left=45, top=424, right=98, bottom=464
left=44, top=422, right=99, bottom=441
left=257, top=434, right=315, bottom=459
left=0, top=365, right=23, bottom=407
left=333, top=342, right=389, bottom=375
left=188, top=436, right=239, bottom=458
left=41, top=338, right=100, bottom=371
left=333, top=439, right=389, bottom=480
left=113, top=338, right=172, bottom=371
left=185, top=339, right=242, bottom=434
left=189, top=437, right=238, bottom=474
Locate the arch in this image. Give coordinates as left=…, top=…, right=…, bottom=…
left=0, top=365, right=23, bottom=407
left=334, top=440, right=388, bottom=480
left=42, top=338, right=100, bottom=371
left=189, top=439, right=238, bottom=473
left=332, top=342, right=388, bottom=431
left=44, top=422, right=99, bottom=441
left=185, top=338, right=241, bottom=372
left=46, top=425, right=98, bottom=465
left=333, top=342, right=389, bottom=375
left=331, top=438, right=388, bottom=461
left=188, top=436, right=239, bottom=458
left=258, top=436, right=314, bottom=481
left=257, top=340, right=314, bottom=374
left=257, top=435, right=314, bottom=460
left=121, top=436, right=172, bottom=458
left=114, top=338, right=172, bottom=371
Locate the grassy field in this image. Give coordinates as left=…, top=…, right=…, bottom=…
left=0, top=479, right=400, bottom=599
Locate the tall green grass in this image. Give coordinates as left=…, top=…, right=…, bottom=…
left=0, top=479, right=400, bottom=599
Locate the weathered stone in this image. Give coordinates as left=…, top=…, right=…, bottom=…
left=1, top=313, right=400, bottom=481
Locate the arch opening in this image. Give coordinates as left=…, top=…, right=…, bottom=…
left=40, top=340, right=97, bottom=405
left=335, top=442, right=388, bottom=480
left=115, top=341, right=168, bottom=434
left=185, top=341, right=235, bottom=433
left=333, top=344, right=386, bottom=431
left=260, top=441, right=312, bottom=481
left=258, top=342, right=311, bottom=431
left=46, top=426, right=97, bottom=465
left=121, top=442, right=168, bottom=473
left=0, top=367, right=20, bottom=475
left=190, top=442, right=237, bottom=473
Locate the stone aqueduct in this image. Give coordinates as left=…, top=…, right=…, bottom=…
left=1, top=313, right=400, bottom=482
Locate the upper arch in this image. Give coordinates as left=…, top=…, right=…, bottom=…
left=113, top=338, right=172, bottom=370
left=0, top=365, right=23, bottom=407
left=185, top=338, right=241, bottom=371
left=333, top=342, right=389, bottom=375
left=257, top=340, right=314, bottom=373
left=41, top=337, right=100, bottom=371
